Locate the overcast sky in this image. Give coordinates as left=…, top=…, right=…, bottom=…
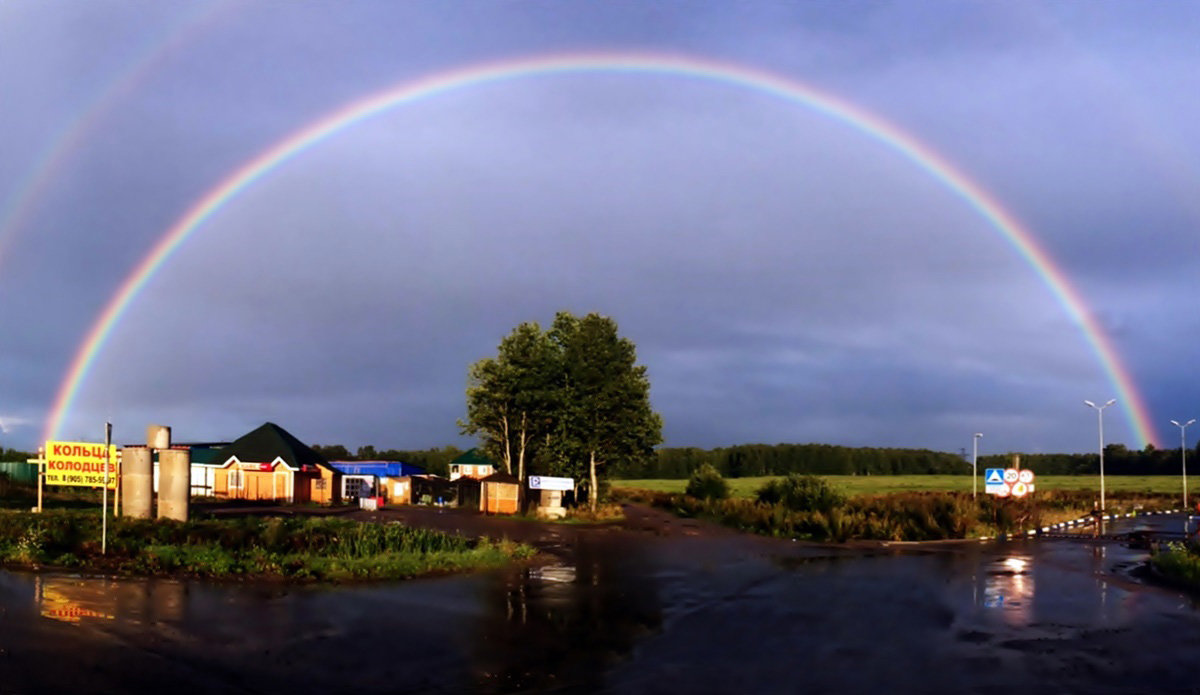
left=2, top=1, right=1198, bottom=456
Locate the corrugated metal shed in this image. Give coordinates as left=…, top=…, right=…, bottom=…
left=0, top=460, right=37, bottom=485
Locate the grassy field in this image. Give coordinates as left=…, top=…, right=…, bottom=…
left=0, top=511, right=535, bottom=582
left=614, top=475, right=1191, bottom=499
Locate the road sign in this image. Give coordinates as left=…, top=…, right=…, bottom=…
left=528, top=475, right=574, bottom=491
left=986, top=468, right=1036, bottom=497
left=985, top=468, right=1008, bottom=495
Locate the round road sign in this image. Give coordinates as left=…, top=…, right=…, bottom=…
left=1018, top=469, right=1034, bottom=484
left=1004, top=469, right=1019, bottom=483
left=996, top=485, right=1011, bottom=497
left=1011, top=482, right=1028, bottom=498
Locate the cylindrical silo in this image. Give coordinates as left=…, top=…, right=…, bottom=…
left=158, top=448, right=189, bottom=521
left=147, top=424, right=171, bottom=450
left=121, top=446, right=153, bottom=519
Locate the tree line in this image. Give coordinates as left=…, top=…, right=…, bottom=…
left=978, top=442, right=1200, bottom=476
left=0, top=447, right=32, bottom=462
left=621, top=443, right=973, bottom=479
left=615, top=441, right=1200, bottom=479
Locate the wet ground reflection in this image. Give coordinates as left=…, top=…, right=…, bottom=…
left=35, top=575, right=187, bottom=625
left=472, top=538, right=662, bottom=692
left=3, top=514, right=1200, bottom=693
left=980, top=553, right=1035, bottom=625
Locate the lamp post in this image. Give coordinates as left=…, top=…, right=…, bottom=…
left=1171, top=418, right=1195, bottom=510
left=1084, top=399, right=1116, bottom=512
left=972, top=433, right=983, bottom=499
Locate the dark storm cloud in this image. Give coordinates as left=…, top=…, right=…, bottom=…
left=3, top=2, right=1199, bottom=453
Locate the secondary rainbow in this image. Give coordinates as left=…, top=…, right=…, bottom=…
left=43, top=51, right=1160, bottom=447
left=0, top=1, right=233, bottom=273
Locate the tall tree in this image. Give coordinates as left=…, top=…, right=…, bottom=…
left=462, top=312, right=662, bottom=508
left=460, top=322, right=558, bottom=481
left=551, top=312, right=662, bottom=511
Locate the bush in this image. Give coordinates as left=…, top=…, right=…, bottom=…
left=685, top=464, right=730, bottom=501
left=756, top=474, right=844, bottom=513
left=1151, top=542, right=1200, bottom=588
left=0, top=511, right=531, bottom=581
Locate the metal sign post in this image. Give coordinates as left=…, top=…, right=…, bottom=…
left=26, top=448, right=45, bottom=513
left=102, top=422, right=111, bottom=555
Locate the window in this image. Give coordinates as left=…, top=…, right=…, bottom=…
left=344, top=476, right=374, bottom=499
left=228, top=468, right=243, bottom=489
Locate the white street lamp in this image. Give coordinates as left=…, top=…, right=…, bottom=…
left=1084, top=399, right=1116, bottom=512
left=1171, top=418, right=1195, bottom=510
left=972, top=433, right=983, bottom=499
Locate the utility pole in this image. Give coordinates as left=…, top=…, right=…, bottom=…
left=1085, top=399, right=1116, bottom=512
left=1171, top=419, right=1195, bottom=510
left=102, top=422, right=111, bottom=555
left=972, top=433, right=983, bottom=499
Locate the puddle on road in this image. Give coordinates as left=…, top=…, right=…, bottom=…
left=5, top=520, right=1200, bottom=693
left=980, top=553, right=1035, bottom=625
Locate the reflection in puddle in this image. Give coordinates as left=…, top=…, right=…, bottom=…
left=35, top=575, right=188, bottom=626
left=981, top=553, right=1035, bottom=626
left=473, top=541, right=662, bottom=693
left=529, top=564, right=576, bottom=584
left=37, top=576, right=115, bottom=624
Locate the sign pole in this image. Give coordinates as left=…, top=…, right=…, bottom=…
left=112, top=448, right=120, bottom=517
left=102, top=422, right=111, bottom=555
left=37, top=446, right=44, bottom=513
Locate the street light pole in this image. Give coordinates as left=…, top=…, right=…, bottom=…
left=1084, top=399, right=1116, bottom=512
left=1171, top=418, right=1195, bottom=510
left=972, top=433, right=983, bottom=499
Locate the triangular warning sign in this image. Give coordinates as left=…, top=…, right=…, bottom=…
left=986, top=470, right=1004, bottom=484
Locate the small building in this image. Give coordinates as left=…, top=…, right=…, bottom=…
left=526, top=475, right=575, bottom=519
left=327, top=461, right=426, bottom=504
left=480, top=472, right=521, bottom=515
left=456, top=476, right=481, bottom=509
left=409, top=474, right=456, bottom=506
left=448, top=448, right=497, bottom=481
left=209, top=423, right=340, bottom=504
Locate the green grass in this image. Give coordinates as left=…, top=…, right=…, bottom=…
left=615, top=475, right=1191, bottom=499
left=0, top=512, right=535, bottom=582
left=619, top=483, right=1180, bottom=542
left=1151, top=544, right=1200, bottom=590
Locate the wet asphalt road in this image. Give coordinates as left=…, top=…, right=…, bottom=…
left=2, top=511, right=1200, bottom=694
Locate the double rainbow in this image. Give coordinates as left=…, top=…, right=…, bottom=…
left=42, top=51, right=1158, bottom=447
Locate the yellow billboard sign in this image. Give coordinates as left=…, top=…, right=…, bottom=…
left=44, top=440, right=118, bottom=489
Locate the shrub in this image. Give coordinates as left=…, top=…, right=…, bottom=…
left=0, top=511, right=529, bottom=581
left=756, top=474, right=844, bottom=513
left=685, top=464, right=730, bottom=501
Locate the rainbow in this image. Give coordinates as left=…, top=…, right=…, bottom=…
left=0, top=1, right=232, bottom=273
left=42, top=51, right=1160, bottom=447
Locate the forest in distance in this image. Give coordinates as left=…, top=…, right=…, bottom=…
left=635, top=442, right=1200, bottom=479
